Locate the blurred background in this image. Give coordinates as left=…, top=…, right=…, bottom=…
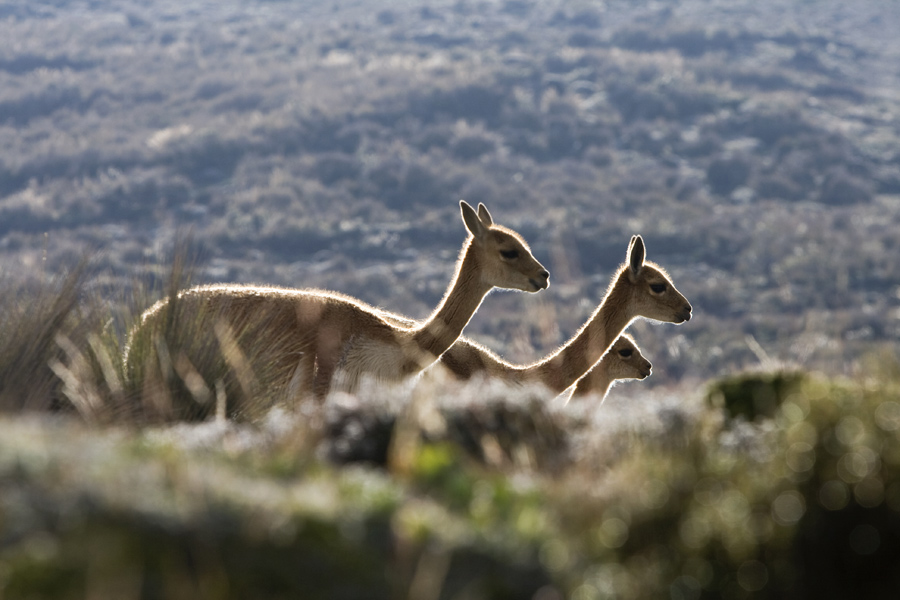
left=1, top=0, right=899, bottom=389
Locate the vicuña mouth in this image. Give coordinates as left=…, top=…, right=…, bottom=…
left=529, top=278, right=548, bottom=291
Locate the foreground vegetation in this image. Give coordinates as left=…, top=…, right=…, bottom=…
left=2, top=263, right=900, bottom=599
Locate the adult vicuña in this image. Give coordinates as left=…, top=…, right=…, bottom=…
left=569, top=333, right=652, bottom=400
left=430, top=235, right=690, bottom=394
left=129, top=201, right=549, bottom=412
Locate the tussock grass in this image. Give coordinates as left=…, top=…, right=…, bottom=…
left=0, top=257, right=92, bottom=414
left=119, top=243, right=330, bottom=426
left=126, top=299, right=315, bottom=424
left=34, top=239, right=207, bottom=425
left=31, top=238, right=305, bottom=427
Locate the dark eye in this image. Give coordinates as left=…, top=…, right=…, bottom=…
left=618, top=349, right=634, bottom=358
left=650, top=283, right=667, bottom=294
left=500, top=249, right=520, bottom=260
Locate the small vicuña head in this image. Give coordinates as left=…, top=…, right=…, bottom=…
left=606, top=334, right=652, bottom=382
left=460, top=200, right=550, bottom=293
left=621, top=235, right=692, bottom=323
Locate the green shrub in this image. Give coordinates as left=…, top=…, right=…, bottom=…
left=706, top=369, right=806, bottom=421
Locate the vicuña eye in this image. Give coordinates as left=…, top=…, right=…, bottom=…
left=650, top=283, right=667, bottom=294
left=500, top=249, right=520, bottom=260
left=618, top=349, right=634, bottom=358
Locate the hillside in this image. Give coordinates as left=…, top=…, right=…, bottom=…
left=1, top=0, right=899, bottom=386
left=2, top=2, right=900, bottom=597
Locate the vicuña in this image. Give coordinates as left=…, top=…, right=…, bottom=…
left=419, top=235, right=689, bottom=394
left=569, top=333, right=652, bottom=400
left=128, top=201, right=549, bottom=417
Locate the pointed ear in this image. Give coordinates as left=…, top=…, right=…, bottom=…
left=628, top=235, right=645, bottom=278
left=460, top=200, right=487, bottom=239
left=477, top=203, right=493, bottom=227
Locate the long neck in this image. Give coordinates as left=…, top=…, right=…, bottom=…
left=411, top=244, right=490, bottom=361
left=571, top=364, right=614, bottom=399
left=521, top=275, right=633, bottom=394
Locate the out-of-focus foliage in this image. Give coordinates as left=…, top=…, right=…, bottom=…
left=4, top=351, right=900, bottom=598
left=1, top=0, right=899, bottom=386
left=0, top=257, right=92, bottom=413
left=706, top=369, right=805, bottom=421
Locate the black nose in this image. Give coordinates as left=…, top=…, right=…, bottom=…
left=539, top=270, right=550, bottom=280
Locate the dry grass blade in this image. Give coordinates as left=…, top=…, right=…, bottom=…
left=0, top=257, right=92, bottom=413
left=122, top=244, right=317, bottom=423
left=49, top=333, right=104, bottom=424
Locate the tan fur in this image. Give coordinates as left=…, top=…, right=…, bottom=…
left=130, top=201, right=549, bottom=402
left=569, top=333, right=652, bottom=400
left=397, top=235, right=690, bottom=394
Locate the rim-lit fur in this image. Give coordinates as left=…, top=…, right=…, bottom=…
left=429, top=235, right=691, bottom=394
left=127, top=201, right=548, bottom=414
left=570, top=333, right=652, bottom=400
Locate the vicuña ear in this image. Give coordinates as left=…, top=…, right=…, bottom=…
left=628, top=235, right=645, bottom=278
left=461, top=200, right=487, bottom=240
left=477, top=203, right=494, bottom=227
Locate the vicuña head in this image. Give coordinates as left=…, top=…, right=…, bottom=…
left=459, top=201, right=551, bottom=294
left=569, top=333, right=652, bottom=400
left=127, top=200, right=548, bottom=419
left=433, top=234, right=690, bottom=395
left=617, top=234, right=692, bottom=325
